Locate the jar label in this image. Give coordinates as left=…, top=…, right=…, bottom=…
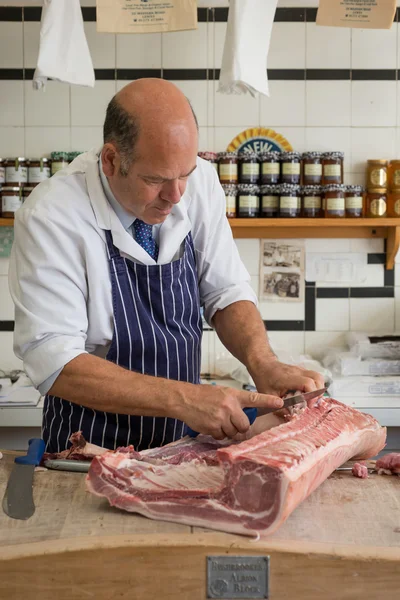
left=282, top=163, right=300, bottom=175
left=370, top=198, right=386, bottom=216
left=394, top=199, right=400, bottom=215
left=262, top=195, right=279, bottom=209
left=0, top=166, right=5, bottom=184
left=323, top=164, right=341, bottom=177
left=304, top=164, right=322, bottom=177
left=51, top=161, right=68, bottom=175
left=5, top=166, right=28, bottom=183
left=345, top=197, right=363, bottom=209
left=28, top=166, right=51, bottom=183
left=370, top=168, right=387, bottom=187
left=262, top=163, right=280, bottom=175
left=212, top=162, right=219, bottom=172
left=327, top=198, right=345, bottom=211
left=304, top=196, right=321, bottom=209
left=219, top=164, right=238, bottom=180
left=280, top=196, right=298, bottom=209
left=242, top=163, right=260, bottom=176
left=238, top=195, right=259, bottom=209
left=2, top=194, right=23, bottom=213
left=393, top=169, right=400, bottom=186
left=225, top=196, right=236, bottom=211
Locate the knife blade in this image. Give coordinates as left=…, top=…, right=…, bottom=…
left=44, top=459, right=91, bottom=473
left=262, top=387, right=327, bottom=415
left=2, top=438, right=45, bottom=520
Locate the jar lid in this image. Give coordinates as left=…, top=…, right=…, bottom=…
left=23, top=186, right=35, bottom=192
left=390, top=159, right=400, bottom=166
left=301, top=185, right=323, bottom=194
left=51, top=151, right=70, bottom=160
left=346, top=185, right=363, bottom=193
left=281, top=152, right=301, bottom=160
left=238, top=151, right=259, bottom=161
left=302, top=152, right=322, bottom=160
left=198, top=151, right=218, bottom=161
left=322, top=152, right=344, bottom=160
left=238, top=184, right=260, bottom=194
left=367, top=159, right=388, bottom=165
left=29, top=157, right=50, bottom=163
left=260, top=185, right=280, bottom=194
left=217, top=151, right=238, bottom=159
left=6, top=157, right=27, bottom=162
left=368, top=187, right=387, bottom=194
left=280, top=183, right=300, bottom=193
left=323, top=184, right=346, bottom=192
left=1, top=186, right=22, bottom=192
left=259, top=151, right=280, bottom=161
left=221, top=184, right=238, bottom=195
left=68, top=152, right=83, bottom=160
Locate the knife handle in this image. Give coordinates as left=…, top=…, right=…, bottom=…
left=15, top=438, right=46, bottom=466
left=186, top=407, right=258, bottom=438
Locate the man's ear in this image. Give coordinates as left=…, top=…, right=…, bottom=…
left=101, top=144, right=119, bottom=177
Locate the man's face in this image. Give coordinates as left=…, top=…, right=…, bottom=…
left=105, top=123, right=198, bottom=225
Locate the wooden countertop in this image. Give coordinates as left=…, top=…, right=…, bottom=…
left=1, top=451, right=399, bottom=600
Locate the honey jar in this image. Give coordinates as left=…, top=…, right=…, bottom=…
left=389, top=160, right=400, bottom=192
left=387, top=191, right=400, bottom=217
left=322, top=152, right=344, bottom=185
left=324, top=184, right=346, bottom=218
left=367, top=160, right=388, bottom=190
left=366, top=188, right=387, bottom=217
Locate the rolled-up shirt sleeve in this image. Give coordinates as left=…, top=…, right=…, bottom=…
left=194, top=167, right=258, bottom=326
left=9, top=206, right=89, bottom=391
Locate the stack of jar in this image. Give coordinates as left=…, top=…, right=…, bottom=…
left=365, top=159, right=400, bottom=218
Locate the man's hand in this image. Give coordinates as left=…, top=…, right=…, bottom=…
left=180, top=385, right=283, bottom=440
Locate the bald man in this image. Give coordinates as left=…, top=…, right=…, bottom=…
left=10, top=79, right=323, bottom=453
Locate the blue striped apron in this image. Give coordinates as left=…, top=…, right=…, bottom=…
left=42, top=230, right=202, bottom=453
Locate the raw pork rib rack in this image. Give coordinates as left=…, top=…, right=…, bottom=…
left=86, top=399, right=386, bottom=536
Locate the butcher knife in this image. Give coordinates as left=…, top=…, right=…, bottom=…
left=2, top=437, right=45, bottom=520
left=43, top=459, right=91, bottom=473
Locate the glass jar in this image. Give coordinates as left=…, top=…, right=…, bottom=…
left=322, top=152, right=344, bottom=185
left=366, top=188, right=387, bottom=218
left=51, top=151, right=69, bottom=175
left=1, top=186, right=23, bottom=217
left=324, top=184, right=346, bottom=218
left=5, top=157, right=28, bottom=186
left=302, top=152, right=322, bottom=185
left=302, top=185, right=322, bottom=218
left=239, top=152, right=260, bottom=184
left=28, top=158, right=51, bottom=186
left=68, top=151, right=83, bottom=162
left=217, top=152, right=238, bottom=184
left=0, top=159, right=4, bottom=184
left=388, top=191, right=400, bottom=217
left=345, top=185, right=364, bottom=218
left=260, top=185, right=279, bottom=218
left=198, top=151, right=218, bottom=173
left=281, top=152, right=301, bottom=184
left=367, top=160, right=388, bottom=190
left=222, top=184, right=237, bottom=218
left=388, top=160, right=400, bottom=192
left=279, top=184, right=301, bottom=218
left=237, top=184, right=260, bottom=218
left=260, top=152, right=280, bottom=185
left=22, top=186, right=34, bottom=202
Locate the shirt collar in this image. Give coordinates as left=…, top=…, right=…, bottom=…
left=99, top=156, right=136, bottom=231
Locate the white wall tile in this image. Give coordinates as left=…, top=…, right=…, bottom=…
left=117, top=33, right=161, bottom=68
left=71, top=127, right=103, bottom=152
left=268, top=23, right=306, bottom=69
left=268, top=331, right=305, bottom=358
left=351, top=128, right=396, bottom=173
left=352, top=27, right=397, bottom=69
left=316, top=298, right=349, bottom=332
left=25, top=127, right=71, bottom=156
left=170, top=80, right=208, bottom=127
left=250, top=275, right=259, bottom=296
left=201, top=330, right=210, bottom=375
left=0, top=81, right=24, bottom=127
left=0, top=22, right=23, bottom=68
left=306, top=23, right=350, bottom=68
left=24, top=82, right=70, bottom=127
left=350, top=238, right=384, bottom=253
left=85, top=22, right=116, bottom=69
left=305, top=239, right=351, bottom=253
left=275, top=127, right=306, bottom=152
left=305, top=128, right=351, bottom=171
left=213, top=22, right=226, bottom=69
left=350, top=298, right=395, bottom=331
left=23, top=22, right=40, bottom=69
left=395, top=288, right=400, bottom=330
left=214, top=89, right=260, bottom=128
left=345, top=173, right=366, bottom=186
left=0, top=127, right=24, bottom=156
left=305, top=331, right=347, bottom=361
left=162, top=24, right=208, bottom=69
left=352, top=81, right=396, bottom=127
left=351, top=264, right=384, bottom=287
left=234, top=239, right=260, bottom=276
left=0, top=278, right=14, bottom=320
left=260, top=81, right=306, bottom=127
left=395, top=263, right=400, bottom=286
left=198, top=127, right=211, bottom=152
left=0, top=259, right=9, bottom=276
left=259, top=300, right=305, bottom=321
left=306, top=81, right=351, bottom=127
left=0, top=332, right=23, bottom=371
left=71, top=81, right=116, bottom=127
left=214, top=127, right=254, bottom=152
left=208, top=330, right=216, bottom=374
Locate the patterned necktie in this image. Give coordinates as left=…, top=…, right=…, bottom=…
left=133, top=219, right=159, bottom=261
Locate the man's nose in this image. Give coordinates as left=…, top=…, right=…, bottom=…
left=161, top=180, right=183, bottom=204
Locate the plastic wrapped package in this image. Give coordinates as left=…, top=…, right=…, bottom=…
left=347, top=332, right=400, bottom=359
left=323, top=351, right=400, bottom=377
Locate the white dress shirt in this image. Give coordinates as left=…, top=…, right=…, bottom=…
left=9, top=148, right=257, bottom=394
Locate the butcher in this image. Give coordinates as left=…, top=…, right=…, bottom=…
left=9, top=79, right=324, bottom=453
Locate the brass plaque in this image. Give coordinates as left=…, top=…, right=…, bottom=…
left=207, top=556, right=269, bottom=599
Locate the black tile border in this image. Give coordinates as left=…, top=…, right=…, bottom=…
left=268, top=69, right=306, bottom=81
left=80, top=7, right=96, bottom=22
left=23, top=7, right=42, bottom=21
left=350, top=287, right=394, bottom=298
left=117, top=69, right=162, bottom=80
left=0, top=7, right=22, bottom=21
left=384, top=268, right=395, bottom=287
left=0, top=321, right=14, bottom=332
left=163, top=69, right=208, bottom=81
left=317, top=288, right=349, bottom=299
left=305, top=287, right=316, bottom=331
left=368, top=253, right=385, bottom=265
left=352, top=69, right=397, bottom=81
left=264, top=320, right=304, bottom=331
left=94, top=69, right=116, bottom=81
left=306, top=69, right=351, bottom=80
left=275, top=8, right=305, bottom=22
left=213, top=8, right=229, bottom=22
left=0, top=69, right=24, bottom=80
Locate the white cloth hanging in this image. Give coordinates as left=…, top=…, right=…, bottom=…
left=217, top=0, right=278, bottom=97
left=33, top=0, right=95, bottom=90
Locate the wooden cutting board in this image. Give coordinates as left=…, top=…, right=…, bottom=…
left=0, top=451, right=399, bottom=600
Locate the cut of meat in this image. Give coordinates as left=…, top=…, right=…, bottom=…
left=376, top=453, right=400, bottom=476
left=42, top=431, right=110, bottom=462
left=86, top=399, right=386, bottom=537
left=352, top=462, right=369, bottom=478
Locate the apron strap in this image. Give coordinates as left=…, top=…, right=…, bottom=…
left=104, top=229, right=121, bottom=260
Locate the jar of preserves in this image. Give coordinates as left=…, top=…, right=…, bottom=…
left=281, top=152, right=301, bottom=184
left=1, top=186, right=23, bottom=217
left=260, top=152, right=280, bottom=185
left=5, top=157, right=28, bottom=186
left=324, top=184, right=346, bottom=218
left=237, top=184, right=260, bottom=218
left=345, top=185, right=364, bottom=218
left=22, top=186, right=34, bottom=202
left=239, top=152, right=260, bottom=184
left=279, top=184, right=301, bottom=218
left=260, top=185, right=279, bottom=218
left=302, top=152, right=322, bottom=185
left=198, top=151, right=218, bottom=172
left=322, top=152, right=344, bottom=185
left=388, top=191, right=400, bottom=217
left=366, top=188, right=387, bottom=218
left=68, top=151, right=83, bottom=162
left=217, top=152, right=238, bottom=184
left=302, top=185, right=322, bottom=218
left=388, top=160, right=400, bottom=191
left=51, top=151, right=69, bottom=175
left=367, top=160, right=388, bottom=190
left=222, top=184, right=237, bottom=218
left=0, top=159, right=4, bottom=184
left=28, top=158, right=51, bottom=186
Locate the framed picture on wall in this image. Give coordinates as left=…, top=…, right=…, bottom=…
left=259, top=239, right=305, bottom=302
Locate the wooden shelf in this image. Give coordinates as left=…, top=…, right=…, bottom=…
left=0, top=218, right=13, bottom=227
left=229, top=218, right=400, bottom=270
